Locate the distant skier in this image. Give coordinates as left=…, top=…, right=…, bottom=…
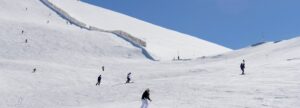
left=32, top=68, right=36, bottom=73
left=25, top=39, right=28, bottom=43
left=102, top=66, right=105, bottom=72
left=21, top=30, right=24, bottom=34
left=96, top=75, right=102, bottom=86
left=240, top=60, right=246, bottom=75
left=141, top=88, right=152, bottom=108
left=126, top=72, right=132, bottom=83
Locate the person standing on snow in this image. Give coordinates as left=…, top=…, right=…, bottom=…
left=240, top=60, right=246, bottom=75
left=96, top=75, right=102, bottom=86
left=141, top=88, right=152, bottom=108
left=32, top=68, right=37, bottom=73
left=126, top=72, right=132, bottom=83
left=101, top=66, right=105, bottom=72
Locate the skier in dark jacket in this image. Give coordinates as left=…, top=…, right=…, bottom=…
left=240, top=60, right=245, bottom=75
left=101, top=66, right=105, bottom=71
left=96, top=75, right=101, bottom=86
left=126, top=72, right=132, bottom=83
left=141, top=88, right=151, bottom=108
left=32, top=68, right=36, bottom=73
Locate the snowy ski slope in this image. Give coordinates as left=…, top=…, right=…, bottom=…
left=0, top=0, right=300, bottom=108
left=47, top=0, right=232, bottom=60
left=0, top=0, right=155, bottom=62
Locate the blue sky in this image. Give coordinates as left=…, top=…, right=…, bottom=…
left=81, top=0, right=300, bottom=49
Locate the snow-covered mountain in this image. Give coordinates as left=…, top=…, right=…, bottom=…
left=1, top=0, right=299, bottom=108
left=46, top=0, right=232, bottom=60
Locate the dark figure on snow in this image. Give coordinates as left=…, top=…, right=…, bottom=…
left=102, top=66, right=105, bottom=72
left=240, top=60, right=246, bottom=75
left=32, top=68, right=36, bottom=73
left=126, top=72, right=132, bottom=83
left=141, top=88, right=152, bottom=108
left=21, top=30, right=24, bottom=34
left=25, top=39, right=28, bottom=43
left=96, top=75, right=102, bottom=86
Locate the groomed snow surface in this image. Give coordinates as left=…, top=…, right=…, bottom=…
left=1, top=0, right=300, bottom=108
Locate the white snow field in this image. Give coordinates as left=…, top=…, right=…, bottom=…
left=1, top=0, right=300, bottom=108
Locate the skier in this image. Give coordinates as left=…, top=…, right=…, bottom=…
left=96, top=75, right=102, bottom=86
left=32, top=68, right=36, bottom=73
left=102, top=66, right=105, bottom=72
left=21, top=30, right=24, bottom=34
left=240, top=60, right=246, bottom=75
left=141, top=88, right=152, bottom=108
left=126, top=72, right=132, bottom=83
left=25, top=39, right=28, bottom=43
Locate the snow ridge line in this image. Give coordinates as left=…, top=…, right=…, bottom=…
left=40, top=0, right=155, bottom=60
left=88, top=26, right=146, bottom=47
left=40, top=0, right=89, bottom=29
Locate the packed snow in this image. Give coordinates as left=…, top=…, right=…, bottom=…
left=0, top=0, right=300, bottom=108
